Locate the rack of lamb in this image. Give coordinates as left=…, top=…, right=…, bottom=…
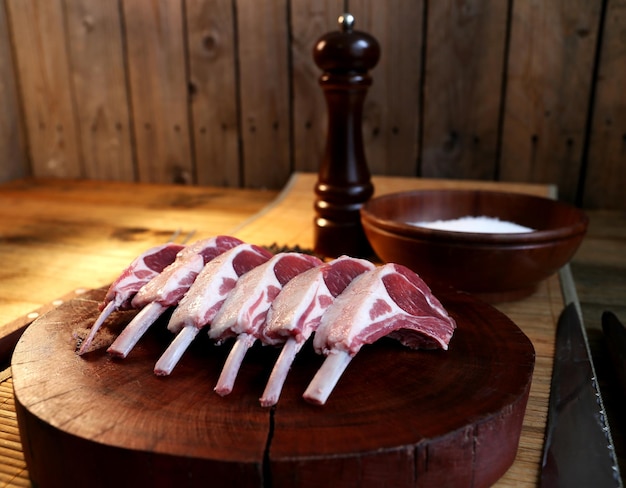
left=76, top=235, right=456, bottom=407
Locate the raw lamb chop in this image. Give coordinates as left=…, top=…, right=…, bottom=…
left=154, top=243, right=274, bottom=375
left=209, top=252, right=323, bottom=395
left=78, top=242, right=184, bottom=355
left=303, top=263, right=456, bottom=405
left=259, top=255, right=375, bottom=407
left=107, top=235, right=243, bottom=358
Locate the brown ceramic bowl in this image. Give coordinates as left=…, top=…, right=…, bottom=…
left=360, top=189, right=588, bottom=302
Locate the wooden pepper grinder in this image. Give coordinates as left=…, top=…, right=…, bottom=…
left=313, top=13, right=380, bottom=258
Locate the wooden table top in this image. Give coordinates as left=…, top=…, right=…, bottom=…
left=0, top=173, right=623, bottom=487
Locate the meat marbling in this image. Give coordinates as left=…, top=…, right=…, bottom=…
left=78, top=236, right=458, bottom=408
left=78, top=242, right=184, bottom=355
left=154, top=243, right=274, bottom=376
left=209, top=252, right=323, bottom=395
left=303, top=263, right=456, bottom=405
left=107, top=236, right=243, bottom=358
left=259, top=255, right=375, bottom=407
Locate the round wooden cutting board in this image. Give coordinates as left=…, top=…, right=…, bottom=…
left=12, top=287, right=535, bottom=488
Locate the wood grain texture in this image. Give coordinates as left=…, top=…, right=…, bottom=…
left=0, top=1, right=28, bottom=184
left=267, top=290, right=534, bottom=488
left=186, top=0, right=240, bottom=187
left=582, top=0, right=626, bottom=210
left=12, top=287, right=534, bottom=487
left=421, top=0, right=508, bottom=180
left=0, top=178, right=277, bottom=331
left=2, top=275, right=571, bottom=488
left=237, top=0, right=291, bottom=189
left=0, top=0, right=624, bottom=211
left=5, top=0, right=83, bottom=178
left=122, top=0, right=193, bottom=184
left=500, top=0, right=602, bottom=202
left=13, top=289, right=268, bottom=487
left=0, top=173, right=608, bottom=487
left=65, top=0, right=135, bottom=181
left=350, top=0, right=423, bottom=177
left=291, top=0, right=343, bottom=174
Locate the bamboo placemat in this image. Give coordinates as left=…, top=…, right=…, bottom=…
left=0, top=369, right=28, bottom=487
left=0, top=173, right=567, bottom=486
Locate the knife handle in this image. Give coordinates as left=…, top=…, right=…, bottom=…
left=602, top=311, right=626, bottom=395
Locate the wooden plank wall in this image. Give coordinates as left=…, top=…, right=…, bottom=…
left=0, top=0, right=27, bottom=182
left=0, top=0, right=624, bottom=210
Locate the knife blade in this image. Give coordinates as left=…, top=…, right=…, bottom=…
left=540, top=302, right=622, bottom=487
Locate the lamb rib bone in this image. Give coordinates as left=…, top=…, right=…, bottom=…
left=107, top=236, right=243, bottom=358
left=259, top=255, right=375, bottom=407
left=78, top=242, right=184, bottom=355
left=154, top=243, right=273, bottom=376
left=209, top=252, right=323, bottom=396
left=303, top=263, right=456, bottom=405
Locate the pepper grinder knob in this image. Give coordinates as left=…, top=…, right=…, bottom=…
left=312, top=13, right=380, bottom=258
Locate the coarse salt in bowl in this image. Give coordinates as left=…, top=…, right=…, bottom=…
left=409, top=216, right=535, bottom=234
left=360, top=189, right=588, bottom=302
